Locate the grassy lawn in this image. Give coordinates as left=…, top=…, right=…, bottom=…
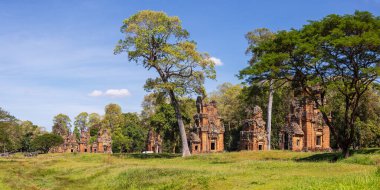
left=0, top=150, right=379, bottom=190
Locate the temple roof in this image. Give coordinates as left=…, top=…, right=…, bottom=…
left=291, top=122, right=304, bottom=135
left=190, top=132, right=201, bottom=142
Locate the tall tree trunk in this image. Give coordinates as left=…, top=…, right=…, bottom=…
left=267, top=79, right=274, bottom=150
left=342, top=144, right=350, bottom=158
left=168, top=90, right=191, bottom=157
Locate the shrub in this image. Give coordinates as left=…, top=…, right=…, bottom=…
left=31, top=133, right=63, bottom=153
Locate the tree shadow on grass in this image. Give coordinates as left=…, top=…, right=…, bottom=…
left=296, top=152, right=343, bottom=163
left=354, top=148, right=380, bottom=155
left=295, top=148, right=380, bottom=163
left=112, top=153, right=181, bottom=159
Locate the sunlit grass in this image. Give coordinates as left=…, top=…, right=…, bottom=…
left=0, top=150, right=379, bottom=190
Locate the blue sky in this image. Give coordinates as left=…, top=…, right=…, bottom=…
left=1, top=0, right=379, bottom=131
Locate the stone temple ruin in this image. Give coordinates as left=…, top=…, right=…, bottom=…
left=240, top=106, right=268, bottom=151
left=279, top=90, right=331, bottom=151
left=142, top=88, right=331, bottom=154
left=189, top=96, right=225, bottom=154
left=50, top=128, right=112, bottom=153
left=146, top=128, right=163, bottom=153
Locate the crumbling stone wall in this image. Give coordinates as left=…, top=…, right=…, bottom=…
left=50, top=128, right=112, bottom=154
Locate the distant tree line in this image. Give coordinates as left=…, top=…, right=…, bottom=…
left=49, top=104, right=147, bottom=153
left=2, top=79, right=379, bottom=154
left=0, top=107, right=49, bottom=153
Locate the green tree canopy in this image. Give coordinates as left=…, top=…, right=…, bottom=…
left=20, top=121, right=41, bottom=152
left=88, top=113, right=101, bottom=136
left=208, top=83, right=243, bottom=124
left=52, top=114, right=71, bottom=136
left=0, top=108, right=45, bottom=152
left=74, top=112, right=89, bottom=132
left=31, top=133, right=63, bottom=153
left=123, top=113, right=146, bottom=153
left=0, top=107, right=19, bottom=152
left=104, top=104, right=124, bottom=132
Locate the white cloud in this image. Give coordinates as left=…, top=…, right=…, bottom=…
left=88, top=90, right=103, bottom=97
left=209, top=56, right=223, bottom=66
left=89, top=89, right=131, bottom=98
left=105, top=89, right=131, bottom=97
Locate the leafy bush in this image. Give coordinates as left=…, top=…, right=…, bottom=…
left=31, top=134, right=63, bottom=153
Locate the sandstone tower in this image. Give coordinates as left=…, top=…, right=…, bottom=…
left=189, top=96, right=224, bottom=154
left=280, top=89, right=331, bottom=151
left=240, top=106, right=268, bottom=151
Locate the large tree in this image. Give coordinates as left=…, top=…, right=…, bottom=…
left=74, top=112, right=89, bottom=141
left=208, top=83, right=243, bottom=124
left=74, top=112, right=89, bottom=132
left=88, top=113, right=101, bottom=136
left=122, top=113, right=147, bottom=153
left=103, top=104, right=124, bottom=132
left=19, top=121, right=41, bottom=152
left=115, top=10, right=215, bottom=156
left=52, top=114, right=71, bottom=136
left=245, top=11, right=380, bottom=157
left=0, top=107, right=18, bottom=152
left=103, top=104, right=126, bottom=152
left=354, top=84, right=380, bottom=148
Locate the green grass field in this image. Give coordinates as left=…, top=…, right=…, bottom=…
left=0, top=150, right=379, bottom=190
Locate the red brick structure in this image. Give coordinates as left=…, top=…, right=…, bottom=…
left=240, top=106, right=268, bottom=151
left=50, top=128, right=112, bottom=153
left=146, top=128, right=162, bottom=153
left=91, top=128, right=112, bottom=153
left=189, top=97, right=224, bottom=154
left=280, top=90, right=331, bottom=151
left=79, top=130, right=91, bottom=153
left=50, top=133, right=79, bottom=153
